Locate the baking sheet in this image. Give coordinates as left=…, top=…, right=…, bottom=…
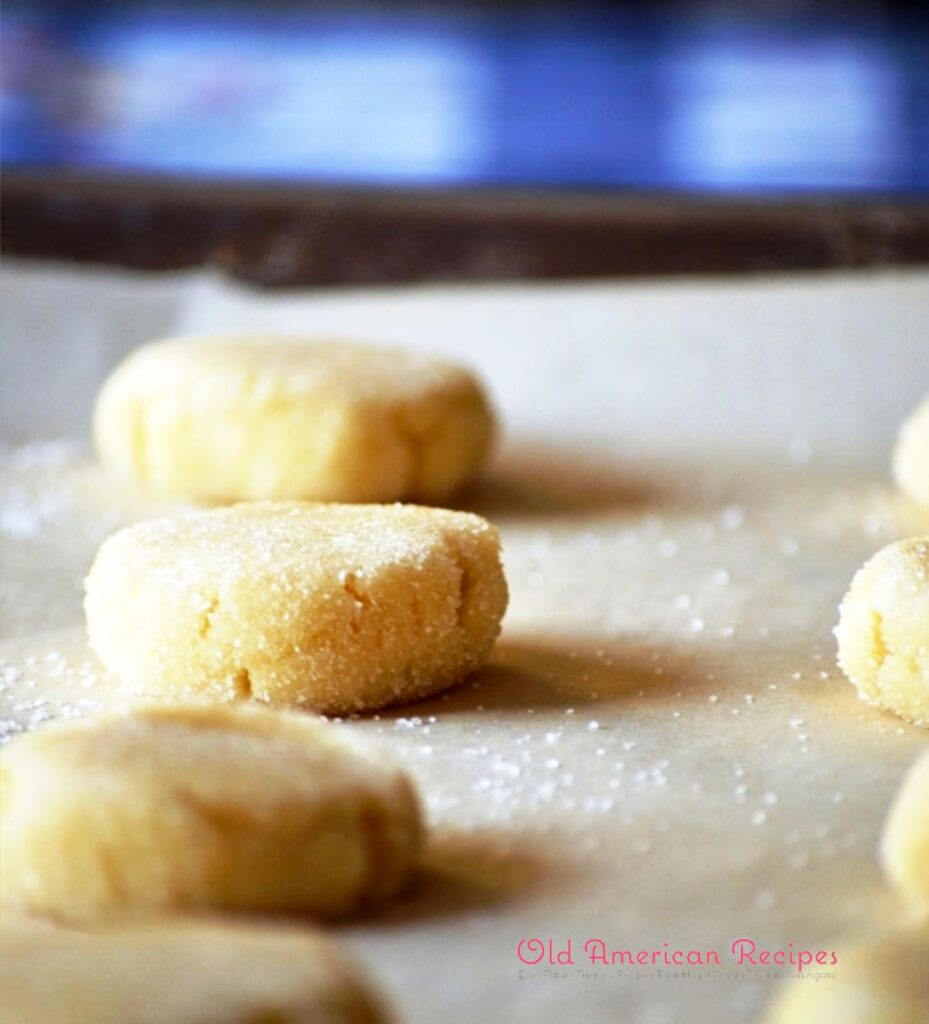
left=3, top=260, right=929, bottom=1023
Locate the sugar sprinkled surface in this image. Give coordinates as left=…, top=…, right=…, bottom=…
left=0, top=437, right=922, bottom=1023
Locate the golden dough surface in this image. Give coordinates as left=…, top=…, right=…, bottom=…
left=835, top=537, right=929, bottom=726
left=93, top=336, right=495, bottom=503
left=0, top=924, right=387, bottom=1024
left=882, top=749, right=929, bottom=904
left=763, top=929, right=929, bottom=1024
left=84, top=501, right=508, bottom=713
left=893, top=397, right=929, bottom=507
left=0, top=704, right=422, bottom=922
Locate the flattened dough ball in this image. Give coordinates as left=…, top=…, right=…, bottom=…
left=0, top=924, right=387, bottom=1024
left=835, top=537, right=929, bottom=725
left=84, top=502, right=508, bottom=713
left=894, top=397, right=929, bottom=507
left=763, top=930, right=929, bottom=1024
left=93, top=336, right=495, bottom=503
left=0, top=704, right=422, bottom=922
left=882, top=749, right=929, bottom=904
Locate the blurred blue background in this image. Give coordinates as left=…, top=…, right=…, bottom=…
left=3, top=1, right=929, bottom=192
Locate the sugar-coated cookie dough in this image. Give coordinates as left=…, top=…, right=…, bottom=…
left=882, top=749, right=929, bottom=903
left=0, top=704, right=422, bottom=922
left=85, top=501, right=508, bottom=713
left=835, top=537, right=929, bottom=725
left=763, top=930, right=929, bottom=1024
left=0, top=924, right=387, bottom=1024
left=93, top=336, right=495, bottom=503
left=894, top=397, right=929, bottom=507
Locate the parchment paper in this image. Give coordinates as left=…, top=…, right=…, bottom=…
left=3, top=259, right=929, bottom=1024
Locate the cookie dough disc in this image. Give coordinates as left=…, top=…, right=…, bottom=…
left=93, top=336, right=495, bottom=503
left=882, top=750, right=929, bottom=903
left=0, top=925, right=387, bottom=1024
left=894, top=397, right=929, bottom=507
left=0, top=704, right=422, bottom=922
left=84, top=502, right=508, bottom=713
left=835, top=537, right=929, bottom=725
left=763, top=930, right=929, bottom=1024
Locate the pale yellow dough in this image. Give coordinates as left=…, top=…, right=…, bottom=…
left=0, top=704, right=422, bottom=922
left=882, top=749, right=929, bottom=904
left=763, top=929, right=929, bottom=1024
left=835, top=537, right=929, bottom=726
left=0, top=924, right=387, bottom=1024
left=894, top=397, right=929, bottom=507
left=93, top=336, right=495, bottom=503
left=84, top=501, right=508, bottom=713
